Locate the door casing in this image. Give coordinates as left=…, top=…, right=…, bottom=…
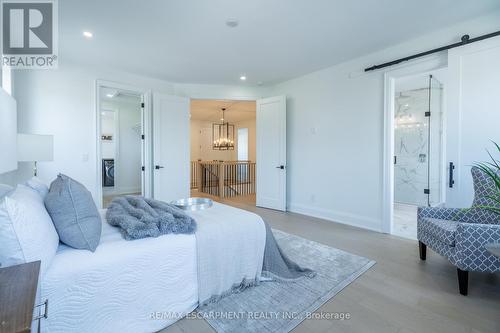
left=95, top=80, right=152, bottom=209
left=382, top=57, right=447, bottom=234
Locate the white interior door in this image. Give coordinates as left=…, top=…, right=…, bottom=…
left=153, top=93, right=190, bottom=202
left=256, top=96, right=286, bottom=211
left=446, top=36, right=500, bottom=207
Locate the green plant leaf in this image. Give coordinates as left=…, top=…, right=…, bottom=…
left=470, top=141, right=500, bottom=216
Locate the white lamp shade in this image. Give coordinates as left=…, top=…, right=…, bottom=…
left=0, top=88, right=17, bottom=174
left=17, top=134, right=54, bottom=162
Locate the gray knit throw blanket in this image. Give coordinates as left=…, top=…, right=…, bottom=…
left=106, top=196, right=196, bottom=240
left=106, top=196, right=314, bottom=282
left=261, top=222, right=316, bottom=282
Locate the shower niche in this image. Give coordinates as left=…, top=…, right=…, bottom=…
left=394, top=75, right=443, bottom=207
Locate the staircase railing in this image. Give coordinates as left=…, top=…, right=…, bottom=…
left=190, top=161, right=199, bottom=189
left=193, top=161, right=256, bottom=199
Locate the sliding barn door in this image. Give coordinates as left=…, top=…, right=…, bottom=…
left=446, top=36, right=500, bottom=207
left=256, top=96, right=287, bottom=211
left=153, top=93, right=190, bottom=202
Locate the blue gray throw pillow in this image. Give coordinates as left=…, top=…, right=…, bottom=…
left=44, top=174, right=101, bottom=251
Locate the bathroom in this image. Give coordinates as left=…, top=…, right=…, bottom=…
left=393, top=72, right=445, bottom=239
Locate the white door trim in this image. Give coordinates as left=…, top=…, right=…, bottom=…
left=95, top=79, right=152, bottom=208
left=381, top=58, right=447, bottom=233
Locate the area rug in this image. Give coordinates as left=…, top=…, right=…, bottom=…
left=197, top=229, right=376, bottom=333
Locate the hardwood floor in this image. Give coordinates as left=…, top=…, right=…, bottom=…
left=102, top=192, right=141, bottom=208
left=161, top=198, right=500, bottom=333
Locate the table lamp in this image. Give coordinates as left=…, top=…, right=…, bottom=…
left=17, top=134, right=54, bottom=177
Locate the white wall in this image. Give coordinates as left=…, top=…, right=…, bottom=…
left=182, top=83, right=263, bottom=163
left=100, top=110, right=116, bottom=159
left=190, top=118, right=256, bottom=162
left=101, top=99, right=142, bottom=194
left=174, top=83, right=267, bottom=101
left=190, top=120, right=236, bottom=161
left=269, top=11, right=500, bottom=232
left=5, top=10, right=500, bottom=234
left=235, top=119, right=256, bottom=162
left=8, top=62, right=175, bottom=199
left=6, top=62, right=267, bottom=200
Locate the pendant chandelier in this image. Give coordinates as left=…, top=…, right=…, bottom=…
left=212, top=108, right=235, bottom=150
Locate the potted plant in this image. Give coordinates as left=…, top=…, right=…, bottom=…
left=474, top=141, right=500, bottom=215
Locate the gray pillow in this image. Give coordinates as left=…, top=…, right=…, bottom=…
left=44, top=174, right=101, bottom=251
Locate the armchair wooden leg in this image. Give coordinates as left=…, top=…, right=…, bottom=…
left=419, top=241, right=426, bottom=260
left=457, top=268, right=468, bottom=296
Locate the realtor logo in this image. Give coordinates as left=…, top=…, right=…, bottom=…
left=1, top=0, right=58, bottom=69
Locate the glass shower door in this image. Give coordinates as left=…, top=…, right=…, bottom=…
left=394, top=86, right=429, bottom=206
left=394, top=74, right=443, bottom=207
left=427, top=75, right=443, bottom=206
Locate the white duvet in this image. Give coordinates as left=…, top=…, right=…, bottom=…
left=40, top=204, right=266, bottom=333
left=41, top=211, right=198, bottom=333
left=189, top=202, right=266, bottom=305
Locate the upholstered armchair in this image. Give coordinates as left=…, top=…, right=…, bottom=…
left=417, top=167, right=500, bottom=295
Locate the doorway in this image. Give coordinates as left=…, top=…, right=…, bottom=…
left=390, top=71, right=446, bottom=239
left=189, top=99, right=257, bottom=206
left=96, top=82, right=151, bottom=208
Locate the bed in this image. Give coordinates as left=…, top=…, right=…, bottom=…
left=41, top=204, right=266, bottom=333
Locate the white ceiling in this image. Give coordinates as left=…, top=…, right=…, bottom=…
left=60, top=0, right=500, bottom=85
left=191, top=100, right=255, bottom=122
left=100, top=87, right=141, bottom=104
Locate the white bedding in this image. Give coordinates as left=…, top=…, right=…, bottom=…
left=41, top=203, right=266, bottom=333
left=41, top=210, right=198, bottom=333
left=189, top=202, right=266, bottom=305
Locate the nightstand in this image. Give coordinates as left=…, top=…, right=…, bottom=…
left=0, top=261, right=46, bottom=333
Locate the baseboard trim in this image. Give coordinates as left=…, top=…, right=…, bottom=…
left=287, top=203, right=382, bottom=233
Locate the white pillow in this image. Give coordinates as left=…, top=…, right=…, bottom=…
left=0, top=184, right=13, bottom=198
left=0, top=185, right=59, bottom=275
left=23, top=177, right=49, bottom=199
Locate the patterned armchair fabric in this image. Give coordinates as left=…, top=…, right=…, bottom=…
left=417, top=167, right=500, bottom=273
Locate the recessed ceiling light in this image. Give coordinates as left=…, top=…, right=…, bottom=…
left=240, top=75, right=246, bottom=81
left=83, top=31, right=93, bottom=38
left=226, top=19, right=239, bottom=28
left=106, top=93, right=114, bottom=98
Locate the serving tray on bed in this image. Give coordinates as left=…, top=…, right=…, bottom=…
left=171, top=197, right=213, bottom=211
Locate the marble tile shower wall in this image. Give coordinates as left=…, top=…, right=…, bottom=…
left=394, top=88, right=443, bottom=207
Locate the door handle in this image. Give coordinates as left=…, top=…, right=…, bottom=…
left=276, top=165, right=285, bottom=170
left=449, top=162, right=455, bottom=188
left=155, top=165, right=164, bottom=170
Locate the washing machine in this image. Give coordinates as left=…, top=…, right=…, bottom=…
left=102, top=159, right=115, bottom=187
